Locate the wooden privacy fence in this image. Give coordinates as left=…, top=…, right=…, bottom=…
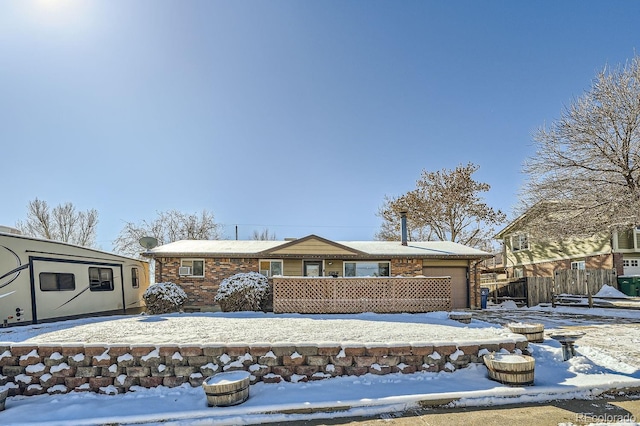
left=272, top=276, right=452, bottom=314
left=483, top=269, right=617, bottom=307
left=553, top=269, right=617, bottom=295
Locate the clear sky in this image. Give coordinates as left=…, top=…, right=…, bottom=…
left=1, top=0, right=639, bottom=249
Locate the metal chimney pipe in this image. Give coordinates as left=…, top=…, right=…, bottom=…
left=399, top=209, right=408, bottom=246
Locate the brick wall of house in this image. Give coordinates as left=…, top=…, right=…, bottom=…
left=391, top=258, right=423, bottom=276
left=506, top=253, right=616, bottom=278
left=155, top=256, right=470, bottom=311
left=155, top=257, right=259, bottom=308
left=470, top=264, right=479, bottom=309
left=613, top=252, right=624, bottom=276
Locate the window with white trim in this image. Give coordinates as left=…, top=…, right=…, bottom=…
left=571, top=261, right=586, bottom=270
left=180, top=259, right=204, bottom=277
left=259, top=260, right=283, bottom=277
left=624, top=259, right=639, bottom=267
left=344, top=262, right=390, bottom=277
left=513, top=267, right=524, bottom=278
left=511, top=234, right=529, bottom=251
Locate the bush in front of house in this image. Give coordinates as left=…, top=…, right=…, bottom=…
left=143, top=282, right=188, bottom=314
left=215, top=272, right=270, bottom=312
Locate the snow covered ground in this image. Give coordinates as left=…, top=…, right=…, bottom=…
left=1, top=310, right=521, bottom=345
left=2, top=306, right=640, bottom=425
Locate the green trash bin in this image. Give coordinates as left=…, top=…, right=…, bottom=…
left=617, top=276, right=640, bottom=296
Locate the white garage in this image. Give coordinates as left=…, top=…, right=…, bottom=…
left=623, top=257, right=640, bottom=276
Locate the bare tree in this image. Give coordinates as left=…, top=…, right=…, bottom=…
left=114, top=209, right=222, bottom=257
left=376, top=195, right=435, bottom=242
left=16, top=198, right=99, bottom=247
left=376, top=163, right=505, bottom=249
left=522, top=55, right=640, bottom=238
left=251, top=228, right=277, bottom=240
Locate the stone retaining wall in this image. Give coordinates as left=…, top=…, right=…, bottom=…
left=0, top=340, right=529, bottom=396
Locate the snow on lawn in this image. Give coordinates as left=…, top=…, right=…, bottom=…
left=2, top=308, right=640, bottom=425
left=0, top=311, right=520, bottom=345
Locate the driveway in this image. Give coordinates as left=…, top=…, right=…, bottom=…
left=279, top=307, right=640, bottom=426
left=282, top=395, right=640, bottom=426
left=473, top=306, right=640, bottom=370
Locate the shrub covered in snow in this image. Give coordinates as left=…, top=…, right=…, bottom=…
left=215, top=272, right=270, bottom=312
left=143, top=282, right=188, bottom=314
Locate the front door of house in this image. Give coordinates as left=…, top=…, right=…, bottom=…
left=304, top=261, right=322, bottom=277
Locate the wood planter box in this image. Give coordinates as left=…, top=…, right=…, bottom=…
left=484, top=353, right=535, bottom=386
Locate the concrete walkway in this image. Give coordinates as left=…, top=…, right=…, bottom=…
left=280, top=394, right=640, bottom=425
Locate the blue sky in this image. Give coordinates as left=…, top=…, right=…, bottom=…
left=1, top=1, right=639, bottom=249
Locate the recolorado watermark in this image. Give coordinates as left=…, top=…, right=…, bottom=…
left=575, top=413, right=636, bottom=423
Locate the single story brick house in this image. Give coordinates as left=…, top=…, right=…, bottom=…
left=144, top=234, right=491, bottom=312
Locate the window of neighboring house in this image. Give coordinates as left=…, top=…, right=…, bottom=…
left=511, top=234, right=529, bottom=251
left=344, top=262, right=391, bottom=277
left=131, top=267, right=139, bottom=288
left=88, top=267, right=114, bottom=291
left=180, top=259, right=204, bottom=277
left=624, top=259, right=640, bottom=267
left=40, top=272, right=75, bottom=291
left=513, top=267, right=524, bottom=278
left=259, top=260, right=283, bottom=277
left=571, top=261, right=586, bottom=270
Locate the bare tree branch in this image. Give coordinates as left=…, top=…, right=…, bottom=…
left=376, top=163, right=505, bottom=249
left=521, top=55, right=640, bottom=238
left=15, top=198, right=99, bottom=247
left=113, top=209, right=222, bottom=257
left=251, top=228, right=277, bottom=240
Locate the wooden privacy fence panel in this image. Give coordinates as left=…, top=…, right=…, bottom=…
left=553, top=269, right=617, bottom=295
left=272, top=277, right=452, bottom=314
left=483, top=269, right=617, bottom=307
left=525, top=277, right=553, bottom=307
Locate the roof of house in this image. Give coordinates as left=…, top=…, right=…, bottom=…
left=145, top=234, right=491, bottom=259
left=494, top=201, right=567, bottom=239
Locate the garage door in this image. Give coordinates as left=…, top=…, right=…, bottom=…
left=423, top=267, right=468, bottom=309
left=623, top=258, right=640, bottom=276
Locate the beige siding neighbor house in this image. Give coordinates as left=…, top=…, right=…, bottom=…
left=496, top=207, right=640, bottom=278
left=144, top=234, right=491, bottom=312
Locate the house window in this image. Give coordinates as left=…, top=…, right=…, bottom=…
left=180, top=259, right=204, bottom=277
left=88, top=267, right=114, bottom=291
left=344, top=262, right=390, bottom=277
left=571, top=261, right=586, bottom=270
left=513, top=267, right=524, bottom=278
left=40, top=272, right=75, bottom=291
left=511, top=234, right=529, bottom=251
left=259, top=260, right=283, bottom=277
left=131, top=267, right=139, bottom=288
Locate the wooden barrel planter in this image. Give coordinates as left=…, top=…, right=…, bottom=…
left=483, top=353, right=535, bottom=386
left=449, top=312, right=472, bottom=324
left=202, top=371, right=251, bottom=407
left=0, top=388, right=8, bottom=411
left=508, top=322, right=545, bottom=343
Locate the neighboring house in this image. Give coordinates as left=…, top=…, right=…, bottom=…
left=144, top=234, right=491, bottom=311
left=495, top=207, right=640, bottom=278
left=479, top=251, right=506, bottom=284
